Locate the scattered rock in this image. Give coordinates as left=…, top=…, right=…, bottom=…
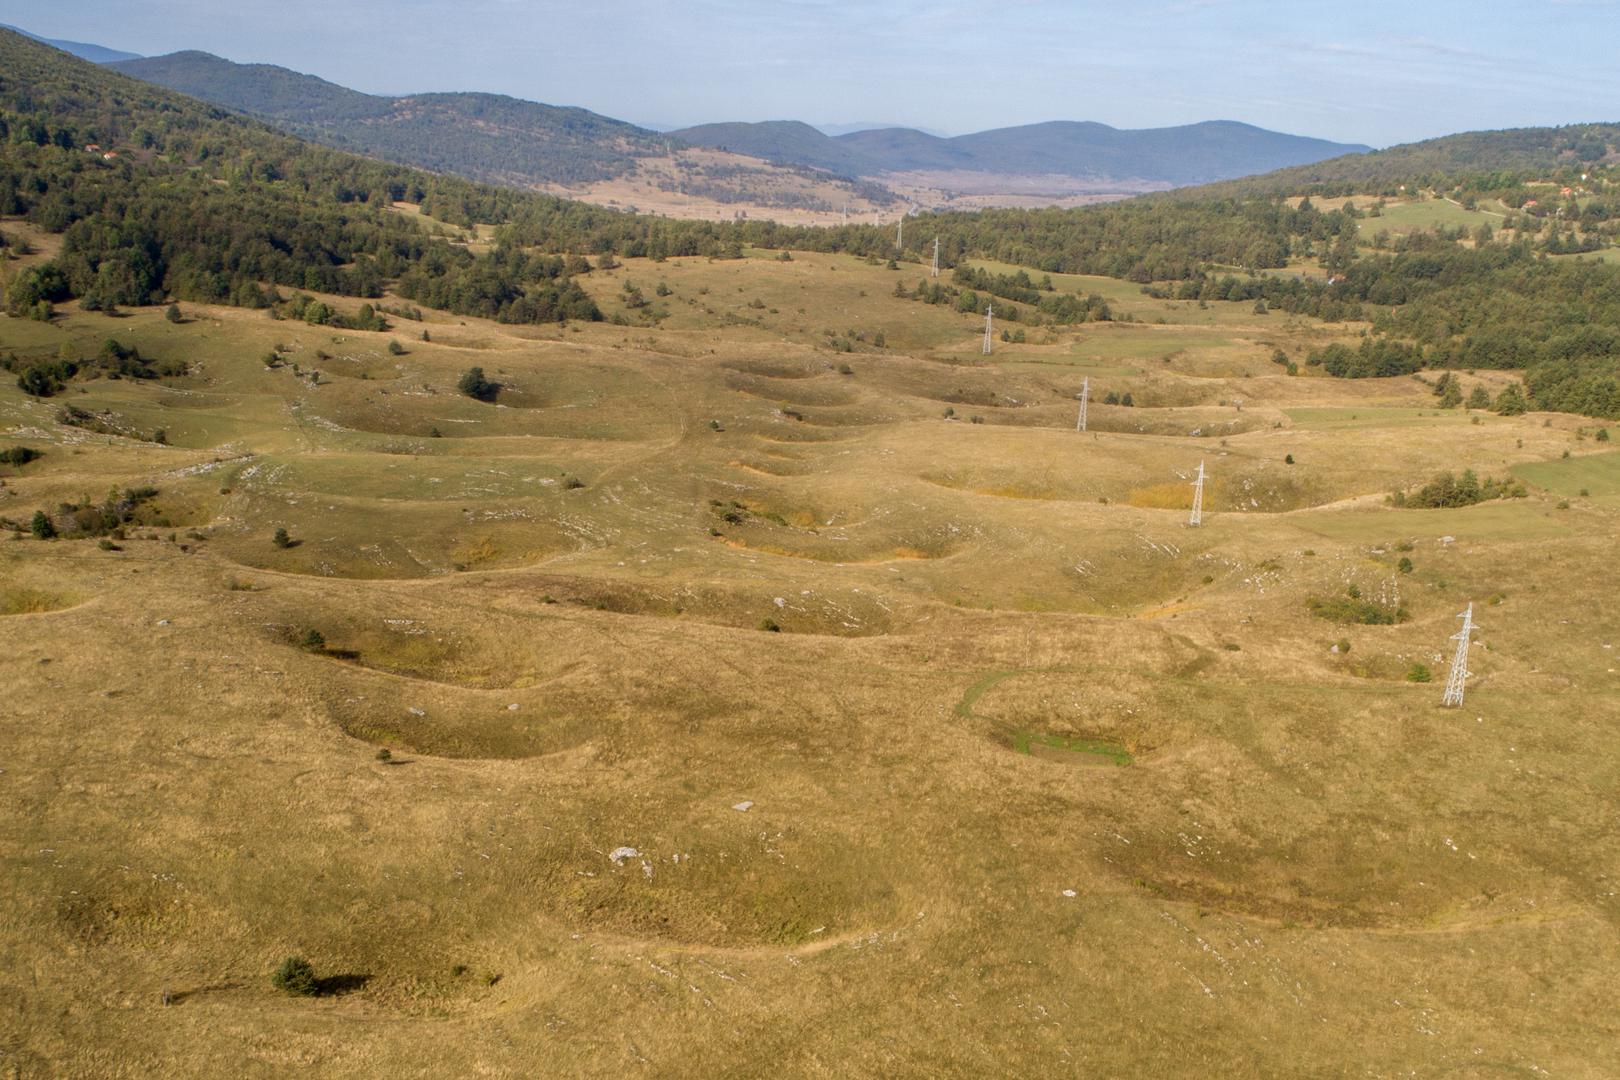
left=608, top=846, right=639, bottom=865
left=1061, top=889, right=1077, bottom=898
left=732, top=801, right=754, bottom=813
left=408, top=707, right=426, bottom=717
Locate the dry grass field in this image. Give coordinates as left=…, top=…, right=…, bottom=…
left=543, top=148, right=896, bottom=226
left=2, top=246, right=1618, bottom=1077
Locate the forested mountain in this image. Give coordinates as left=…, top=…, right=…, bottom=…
left=671, top=119, right=1370, bottom=185
left=1181, top=123, right=1620, bottom=199
left=110, top=50, right=672, bottom=186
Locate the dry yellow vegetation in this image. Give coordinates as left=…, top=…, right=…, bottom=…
left=2, top=250, right=1618, bottom=1077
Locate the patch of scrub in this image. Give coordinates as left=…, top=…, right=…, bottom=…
left=0, top=587, right=76, bottom=615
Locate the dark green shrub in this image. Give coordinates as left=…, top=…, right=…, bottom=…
left=29, top=510, right=55, bottom=539
left=457, top=366, right=498, bottom=402
left=272, top=527, right=292, bottom=549
left=271, top=956, right=318, bottom=996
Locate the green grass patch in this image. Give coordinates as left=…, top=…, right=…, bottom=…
left=1010, top=730, right=1132, bottom=766
left=1291, top=501, right=1576, bottom=543
left=1284, top=407, right=1470, bottom=431
left=1511, top=450, right=1620, bottom=498
left=1360, top=199, right=1502, bottom=236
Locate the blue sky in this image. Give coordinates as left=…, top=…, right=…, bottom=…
left=6, top=0, right=1619, bottom=146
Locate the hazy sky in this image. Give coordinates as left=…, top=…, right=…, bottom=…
left=7, top=0, right=1619, bottom=146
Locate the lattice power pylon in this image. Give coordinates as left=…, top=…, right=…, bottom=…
left=1441, top=603, right=1477, bottom=707
left=932, top=236, right=940, bottom=278
left=896, top=213, right=903, bottom=250
left=1189, top=460, right=1206, bottom=526
left=982, top=303, right=994, bottom=355
left=1077, top=376, right=1089, bottom=431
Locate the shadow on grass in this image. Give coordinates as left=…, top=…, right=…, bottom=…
left=315, top=973, right=372, bottom=996
left=162, top=981, right=240, bottom=1005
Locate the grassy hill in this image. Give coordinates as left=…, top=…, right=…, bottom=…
left=672, top=118, right=1370, bottom=186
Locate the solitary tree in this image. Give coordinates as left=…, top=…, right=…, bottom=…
left=30, top=510, right=55, bottom=539
left=457, top=366, right=498, bottom=402
left=164, top=303, right=182, bottom=324
left=272, top=527, right=292, bottom=549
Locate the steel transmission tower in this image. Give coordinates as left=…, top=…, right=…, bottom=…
left=982, top=303, right=994, bottom=355
left=1076, top=376, right=1089, bottom=431
left=932, top=237, right=940, bottom=278
left=897, top=214, right=903, bottom=250
left=1441, top=603, right=1477, bottom=707
left=1189, top=460, right=1206, bottom=526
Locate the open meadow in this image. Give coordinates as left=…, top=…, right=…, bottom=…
left=2, top=243, right=1619, bottom=1077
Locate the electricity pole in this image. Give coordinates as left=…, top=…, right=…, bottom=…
left=1442, top=603, right=1477, bottom=707
left=1189, top=460, right=1206, bottom=527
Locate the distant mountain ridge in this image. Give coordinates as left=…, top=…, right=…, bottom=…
left=103, top=44, right=1368, bottom=200
left=671, top=119, right=1371, bottom=187
left=109, top=50, right=670, bottom=186
left=0, top=23, right=141, bottom=64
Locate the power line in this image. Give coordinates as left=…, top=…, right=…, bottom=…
left=1076, top=376, right=1089, bottom=432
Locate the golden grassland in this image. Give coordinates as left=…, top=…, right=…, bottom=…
left=1, top=246, right=1618, bottom=1077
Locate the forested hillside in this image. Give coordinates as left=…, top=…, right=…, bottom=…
left=1181, top=123, right=1620, bottom=199
left=4, top=28, right=1619, bottom=417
